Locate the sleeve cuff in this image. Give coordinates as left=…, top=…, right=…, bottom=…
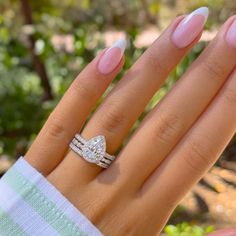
left=0, top=156, right=103, bottom=236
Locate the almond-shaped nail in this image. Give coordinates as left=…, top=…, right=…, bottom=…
left=172, top=7, right=209, bottom=48
left=226, top=20, right=236, bottom=48
left=98, top=39, right=126, bottom=74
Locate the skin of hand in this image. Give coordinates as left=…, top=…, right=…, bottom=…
left=207, top=228, right=236, bottom=236
left=23, top=7, right=236, bottom=236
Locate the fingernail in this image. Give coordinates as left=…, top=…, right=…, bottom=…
left=172, top=7, right=209, bottom=48
left=226, top=20, right=236, bottom=48
left=98, top=39, right=126, bottom=74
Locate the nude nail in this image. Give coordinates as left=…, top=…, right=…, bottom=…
left=226, top=20, right=236, bottom=48
left=172, top=7, right=209, bottom=48
left=98, top=39, right=126, bottom=75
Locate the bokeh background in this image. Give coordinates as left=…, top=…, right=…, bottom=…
left=1, top=0, right=236, bottom=235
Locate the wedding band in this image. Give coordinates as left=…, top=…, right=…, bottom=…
left=69, top=134, right=116, bottom=168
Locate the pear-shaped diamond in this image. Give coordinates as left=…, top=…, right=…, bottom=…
left=82, top=135, right=106, bottom=163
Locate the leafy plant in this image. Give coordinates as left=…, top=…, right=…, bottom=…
left=164, top=222, right=214, bottom=236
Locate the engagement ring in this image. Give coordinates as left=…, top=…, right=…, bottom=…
left=69, top=134, right=115, bottom=168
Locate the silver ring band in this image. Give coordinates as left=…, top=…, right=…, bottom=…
left=69, top=134, right=115, bottom=168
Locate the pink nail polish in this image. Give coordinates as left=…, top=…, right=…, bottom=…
left=98, top=39, right=126, bottom=75
left=172, top=7, right=209, bottom=48
left=226, top=20, right=236, bottom=48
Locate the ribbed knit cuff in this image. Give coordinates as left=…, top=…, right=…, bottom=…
left=0, top=157, right=103, bottom=236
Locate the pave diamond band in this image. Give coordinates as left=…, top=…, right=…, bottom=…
left=69, top=134, right=115, bottom=168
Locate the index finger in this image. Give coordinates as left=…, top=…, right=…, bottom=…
left=25, top=40, right=126, bottom=175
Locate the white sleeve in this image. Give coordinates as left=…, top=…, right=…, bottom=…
left=0, top=156, right=103, bottom=236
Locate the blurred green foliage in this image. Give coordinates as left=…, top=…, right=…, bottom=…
left=0, top=0, right=211, bottom=157
left=164, top=222, right=214, bottom=236
left=0, top=0, right=233, bottom=158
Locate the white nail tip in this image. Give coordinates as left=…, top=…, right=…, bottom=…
left=184, top=7, right=209, bottom=24
left=109, top=38, right=127, bottom=53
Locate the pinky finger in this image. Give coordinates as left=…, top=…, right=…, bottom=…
left=142, top=68, right=236, bottom=213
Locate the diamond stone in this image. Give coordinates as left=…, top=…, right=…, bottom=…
left=82, top=135, right=106, bottom=163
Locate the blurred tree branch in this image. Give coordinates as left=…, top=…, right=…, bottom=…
left=20, top=0, right=53, bottom=100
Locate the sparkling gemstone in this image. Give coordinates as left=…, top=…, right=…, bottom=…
left=82, top=135, right=106, bottom=163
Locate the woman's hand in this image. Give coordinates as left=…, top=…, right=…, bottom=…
left=24, top=7, right=236, bottom=235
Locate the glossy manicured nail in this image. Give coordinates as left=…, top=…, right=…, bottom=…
left=226, top=20, right=236, bottom=48
left=172, top=7, right=209, bottom=48
left=98, top=39, right=126, bottom=74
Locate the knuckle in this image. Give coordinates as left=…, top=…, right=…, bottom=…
left=77, top=190, right=108, bottom=226
left=99, top=212, right=138, bottom=236
left=202, top=57, right=226, bottom=80
left=153, top=112, right=183, bottom=144
left=71, top=78, right=98, bottom=101
left=223, top=86, right=236, bottom=104
left=80, top=201, right=103, bottom=226
left=145, top=53, right=169, bottom=75
left=98, top=102, right=127, bottom=135
left=80, top=191, right=135, bottom=236
left=119, top=213, right=139, bottom=236
left=121, top=224, right=136, bottom=235
left=184, top=135, right=215, bottom=174
left=46, top=114, right=68, bottom=140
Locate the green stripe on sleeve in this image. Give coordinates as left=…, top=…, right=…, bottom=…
left=2, top=168, right=86, bottom=236
left=0, top=207, right=27, bottom=236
